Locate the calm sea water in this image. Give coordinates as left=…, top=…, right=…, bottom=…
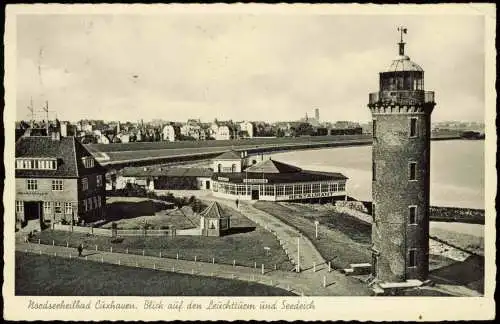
left=270, top=140, right=485, bottom=210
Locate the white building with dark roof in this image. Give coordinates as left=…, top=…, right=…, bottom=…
left=211, top=151, right=347, bottom=202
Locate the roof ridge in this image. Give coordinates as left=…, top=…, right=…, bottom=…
left=72, top=137, right=80, bottom=178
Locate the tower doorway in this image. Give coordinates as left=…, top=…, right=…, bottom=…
left=251, top=189, right=259, bottom=200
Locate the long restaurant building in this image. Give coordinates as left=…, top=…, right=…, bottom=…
left=211, top=151, right=347, bottom=202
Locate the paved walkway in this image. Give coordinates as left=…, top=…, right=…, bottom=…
left=198, top=194, right=326, bottom=273
left=16, top=241, right=372, bottom=296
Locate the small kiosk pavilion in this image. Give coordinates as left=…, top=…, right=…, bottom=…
left=199, top=201, right=231, bottom=237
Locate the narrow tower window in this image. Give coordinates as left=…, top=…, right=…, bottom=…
left=372, top=203, right=376, bottom=222
left=409, top=162, right=417, bottom=181
left=409, top=249, right=417, bottom=268
left=372, top=119, right=377, bottom=138
left=409, top=206, right=417, bottom=224
left=372, top=162, right=376, bottom=181
left=409, top=118, right=418, bottom=137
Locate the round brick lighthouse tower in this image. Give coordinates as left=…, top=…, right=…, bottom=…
left=368, top=27, right=436, bottom=283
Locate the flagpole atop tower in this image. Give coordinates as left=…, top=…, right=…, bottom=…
left=397, top=26, right=408, bottom=56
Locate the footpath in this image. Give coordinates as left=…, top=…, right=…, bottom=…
left=16, top=241, right=372, bottom=296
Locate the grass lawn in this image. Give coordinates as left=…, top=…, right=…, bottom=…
left=254, top=201, right=372, bottom=270
left=15, top=252, right=294, bottom=296
left=32, top=204, right=294, bottom=271
left=103, top=197, right=196, bottom=230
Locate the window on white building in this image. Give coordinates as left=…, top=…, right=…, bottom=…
left=276, top=185, right=284, bottom=196
left=54, top=202, right=62, bottom=214
left=264, top=185, right=274, bottom=196
left=338, top=182, right=346, bottom=191
left=330, top=183, right=338, bottom=192
left=52, top=179, right=64, bottom=191
left=27, top=179, right=38, bottom=191
left=16, top=201, right=24, bottom=213
left=65, top=202, right=73, bottom=214
left=284, top=185, right=293, bottom=195
left=43, top=201, right=52, bottom=214
left=312, top=183, right=321, bottom=193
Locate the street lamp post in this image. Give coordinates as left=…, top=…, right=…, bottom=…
left=296, top=237, right=300, bottom=273
left=314, top=220, right=319, bottom=239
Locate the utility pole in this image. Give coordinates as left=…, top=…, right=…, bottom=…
left=42, top=101, right=49, bottom=135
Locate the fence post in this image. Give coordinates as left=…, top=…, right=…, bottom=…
left=261, top=264, right=264, bottom=275
left=254, top=262, right=257, bottom=269
left=212, top=258, right=215, bottom=264
left=323, top=276, right=326, bottom=288
left=52, top=240, right=55, bottom=246
left=233, top=260, right=235, bottom=267
left=101, top=256, right=104, bottom=263
left=328, top=262, right=331, bottom=272
left=118, top=259, right=121, bottom=265
left=176, top=253, right=179, bottom=260
left=142, top=250, right=145, bottom=256
left=313, top=262, right=316, bottom=273
left=195, top=256, right=197, bottom=262
left=274, top=264, right=277, bottom=270
left=172, top=266, right=175, bottom=272
left=126, top=248, right=128, bottom=254
left=38, top=239, right=40, bottom=244
left=110, top=246, right=113, bottom=253
left=159, top=251, right=162, bottom=258
left=153, top=263, right=156, bottom=270
left=95, top=245, right=98, bottom=251
left=66, top=241, right=69, bottom=248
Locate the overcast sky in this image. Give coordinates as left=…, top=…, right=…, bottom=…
left=16, top=13, right=485, bottom=123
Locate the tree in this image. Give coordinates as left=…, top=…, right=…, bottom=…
left=292, top=122, right=314, bottom=136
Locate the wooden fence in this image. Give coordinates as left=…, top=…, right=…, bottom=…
left=52, top=224, right=201, bottom=237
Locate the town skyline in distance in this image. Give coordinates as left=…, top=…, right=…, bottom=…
left=16, top=14, right=484, bottom=124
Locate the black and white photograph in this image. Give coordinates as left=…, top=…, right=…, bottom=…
left=4, top=3, right=496, bottom=321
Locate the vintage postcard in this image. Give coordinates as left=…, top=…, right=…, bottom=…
left=3, top=3, right=496, bottom=321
